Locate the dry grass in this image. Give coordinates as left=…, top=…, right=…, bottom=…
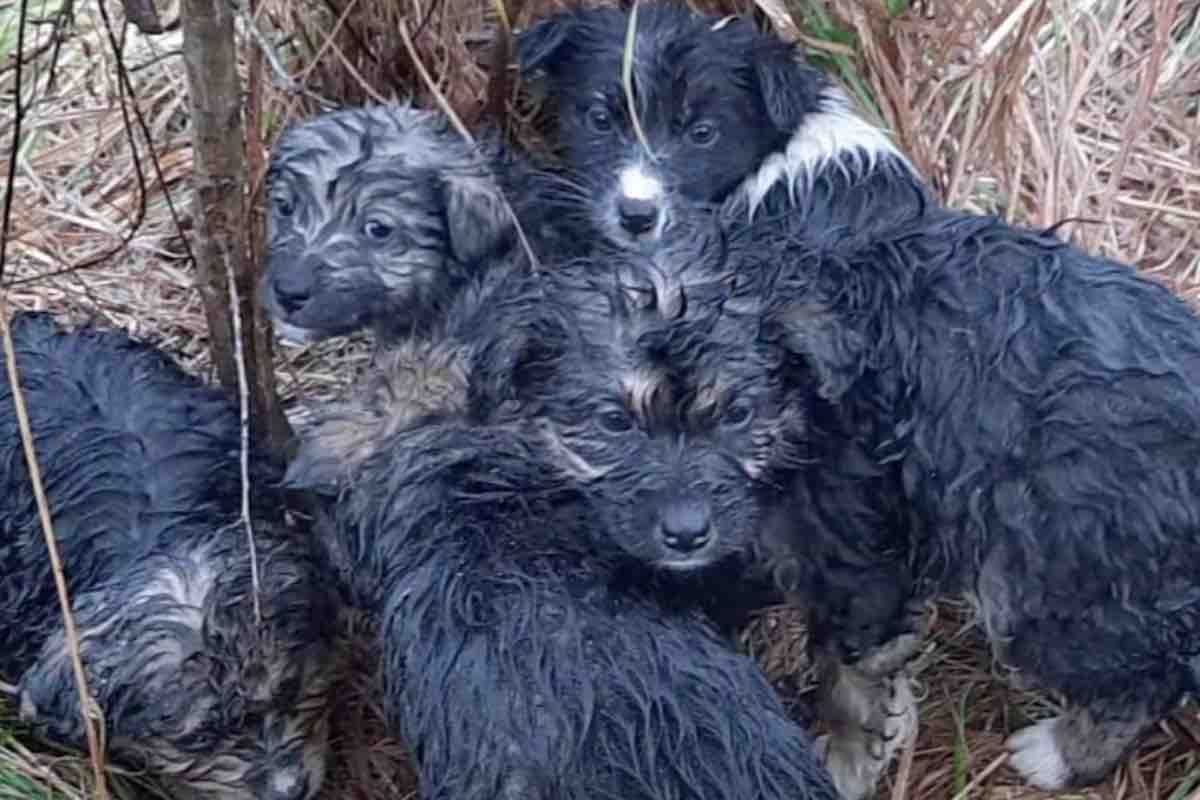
left=0, top=0, right=1198, bottom=797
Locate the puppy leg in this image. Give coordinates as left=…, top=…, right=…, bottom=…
left=813, top=633, right=920, bottom=800
left=1007, top=700, right=1162, bottom=790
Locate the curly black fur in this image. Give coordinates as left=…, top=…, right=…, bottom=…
left=527, top=222, right=801, bottom=586
left=758, top=206, right=1200, bottom=790
left=291, top=415, right=837, bottom=800
left=285, top=247, right=845, bottom=798
left=0, top=312, right=336, bottom=800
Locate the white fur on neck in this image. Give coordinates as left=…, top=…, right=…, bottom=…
left=735, top=87, right=913, bottom=218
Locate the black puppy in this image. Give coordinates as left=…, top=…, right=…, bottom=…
left=543, top=215, right=919, bottom=800
left=756, top=206, right=1200, bottom=796
left=287, top=259, right=840, bottom=800
left=517, top=2, right=920, bottom=249
left=0, top=312, right=336, bottom=800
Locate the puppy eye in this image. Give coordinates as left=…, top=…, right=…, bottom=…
left=687, top=121, right=719, bottom=148
left=586, top=106, right=614, bottom=134
left=363, top=218, right=394, bottom=241
left=597, top=408, right=633, bottom=434
left=271, top=192, right=296, bottom=217
left=722, top=400, right=754, bottom=429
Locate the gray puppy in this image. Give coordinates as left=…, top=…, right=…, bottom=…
left=260, top=103, right=555, bottom=345
left=0, top=312, right=337, bottom=800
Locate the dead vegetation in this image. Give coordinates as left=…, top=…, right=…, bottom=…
left=0, top=0, right=1198, bottom=797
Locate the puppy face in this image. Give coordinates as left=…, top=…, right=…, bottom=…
left=536, top=279, right=803, bottom=573
left=262, top=104, right=513, bottom=342
left=518, top=4, right=823, bottom=249
left=20, top=538, right=337, bottom=800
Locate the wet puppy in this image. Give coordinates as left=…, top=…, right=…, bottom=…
left=529, top=228, right=799, bottom=619
left=286, top=268, right=840, bottom=800
left=260, top=103, right=561, bottom=344
left=542, top=215, right=920, bottom=800
left=0, top=312, right=336, bottom=800
left=517, top=2, right=923, bottom=249
left=754, top=204, right=1200, bottom=797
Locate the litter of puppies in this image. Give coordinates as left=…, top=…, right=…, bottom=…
left=5, top=3, right=1198, bottom=799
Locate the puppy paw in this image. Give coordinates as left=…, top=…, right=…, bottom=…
left=856, top=632, right=922, bottom=679
left=815, top=732, right=874, bottom=800
left=866, top=672, right=917, bottom=762
left=817, top=673, right=917, bottom=800
left=18, top=689, right=38, bottom=723
left=1007, top=718, right=1070, bottom=791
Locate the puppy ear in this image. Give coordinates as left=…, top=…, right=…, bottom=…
left=516, top=16, right=574, bottom=75
left=752, top=43, right=822, bottom=133
left=439, top=170, right=515, bottom=265
left=769, top=298, right=863, bottom=401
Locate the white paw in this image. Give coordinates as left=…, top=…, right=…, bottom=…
left=875, top=673, right=917, bottom=761
left=816, top=676, right=917, bottom=800
left=1007, top=718, right=1070, bottom=791
left=815, top=732, right=874, bottom=800
left=857, top=632, right=922, bottom=676
left=17, top=689, right=37, bottom=722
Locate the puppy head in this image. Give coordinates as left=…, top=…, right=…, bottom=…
left=518, top=4, right=825, bottom=249
left=261, top=103, right=514, bottom=343
left=535, top=257, right=805, bottom=573
left=20, top=532, right=337, bottom=800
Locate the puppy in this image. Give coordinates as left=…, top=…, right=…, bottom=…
left=0, top=312, right=336, bottom=800
left=518, top=222, right=801, bottom=624
left=286, top=270, right=840, bottom=799
left=260, top=103, right=560, bottom=345
left=755, top=205, right=1200, bottom=796
left=517, top=2, right=924, bottom=249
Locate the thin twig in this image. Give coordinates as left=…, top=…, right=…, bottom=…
left=621, top=0, right=654, bottom=160
left=484, top=0, right=516, bottom=130
left=397, top=19, right=542, bottom=273
left=1096, top=0, right=1178, bottom=225
left=223, top=257, right=262, bottom=624
left=231, top=0, right=338, bottom=109
left=0, top=0, right=31, bottom=287
left=947, top=752, right=1007, bottom=800
left=4, top=0, right=188, bottom=291
left=888, top=716, right=917, bottom=800
left=0, top=2, right=109, bottom=787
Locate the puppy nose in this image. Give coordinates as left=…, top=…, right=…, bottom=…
left=658, top=500, right=712, bottom=553
left=617, top=196, right=659, bottom=235
left=272, top=275, right=311, bottom=314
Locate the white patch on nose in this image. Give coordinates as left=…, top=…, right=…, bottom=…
left=618, top=166, right=663, bottom=202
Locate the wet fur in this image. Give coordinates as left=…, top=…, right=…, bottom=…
left=758, top=208, right=1200, bottom=791
left=286, top=273, right=839, bottom=797
left=517, top=2, right=921, bottom=249
left=0, top=312, right=336, bottom=800
left=531, top=223, right=803, bottom=595
left=260, top=103, right=561, bottom=343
